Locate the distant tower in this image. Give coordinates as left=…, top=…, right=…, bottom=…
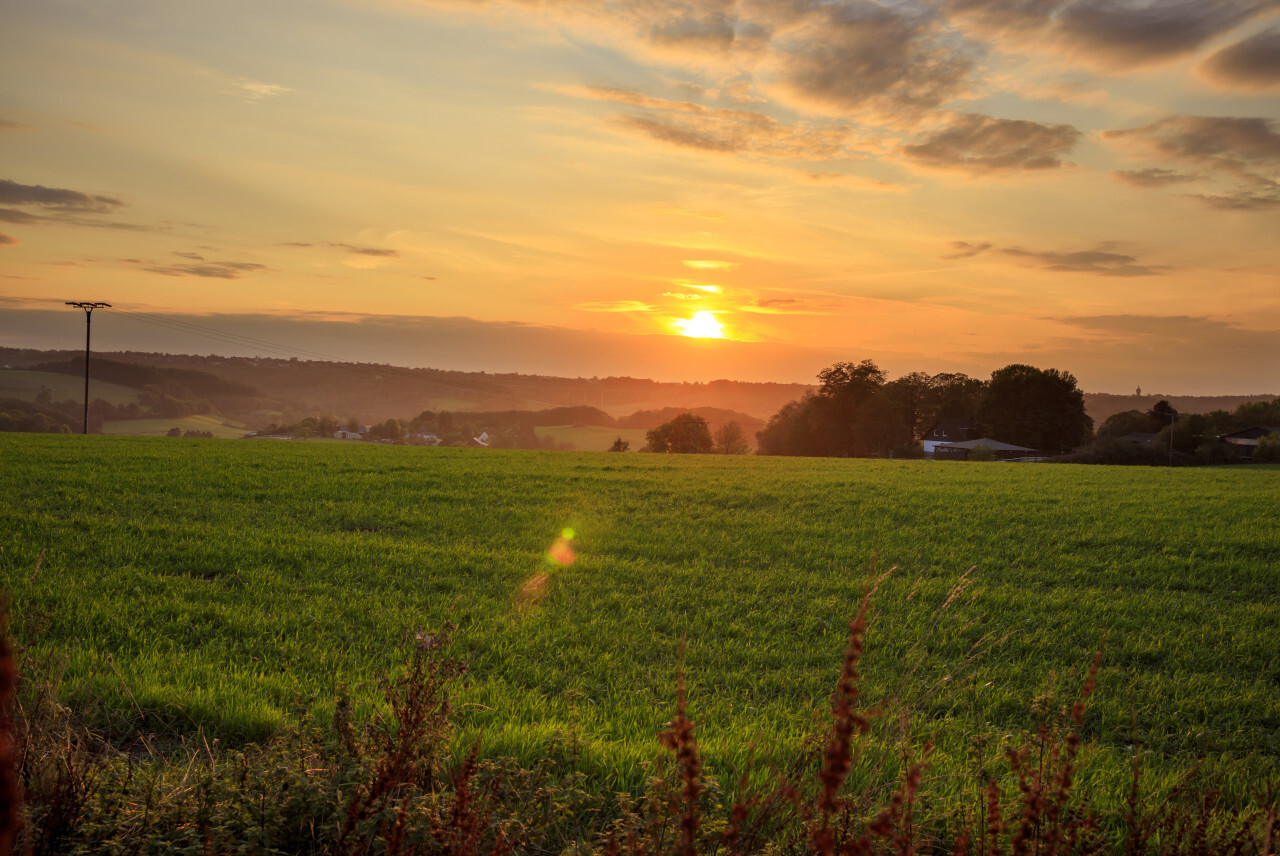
left=1136, top=386, right=1142, bottom=396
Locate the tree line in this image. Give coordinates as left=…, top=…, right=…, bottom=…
left=753, top=360, right=1092, bottom=458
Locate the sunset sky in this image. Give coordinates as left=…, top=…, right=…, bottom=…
left=2, top=0, right=1278, bottom=393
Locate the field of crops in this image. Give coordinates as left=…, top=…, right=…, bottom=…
left=534, top=424, right=651, bottom=451
left=99, top=413, right=249, bottom=438
left=2, top=434, right=1277, bottom=814
left=0, top=369, right=140, bottom=405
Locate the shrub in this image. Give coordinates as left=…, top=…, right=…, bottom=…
left=1255, top=432, right=1280, bottom=463
left=968, top=444, right=995, bottom=462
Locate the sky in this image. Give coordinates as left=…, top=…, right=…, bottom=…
left=1, top=0, right=1278, bottom=394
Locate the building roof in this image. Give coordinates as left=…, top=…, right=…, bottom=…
left=1220, top=426, right=1280, bottom=441
left=934, top=437, right=1039, bottom=453
left=1118, top=432, right=1158, bottom=443
left=922, top=419, right=979, bottom=442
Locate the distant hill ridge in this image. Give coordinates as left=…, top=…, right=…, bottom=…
left=2, top=347, right=1273, bottom=427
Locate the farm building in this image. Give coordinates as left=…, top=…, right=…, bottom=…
left=1219, top=426, right=1280, bottom=460
left=921, top=419, right=979, bottom=457
left=933, top=438, right=1041, bottom=461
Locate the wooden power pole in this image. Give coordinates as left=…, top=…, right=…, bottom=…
left=65, top=301, right=111, bottom=434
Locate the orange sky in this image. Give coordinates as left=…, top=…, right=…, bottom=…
left=2, top=0, right=1279, bottom=392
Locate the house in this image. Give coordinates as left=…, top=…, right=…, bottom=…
left=1219, top=426, right=1280, bottom=460
left=921, top=419, right=979, bottom=457
left=334, top=430, right=363, bottom=440
left=933, top=438, right=1041, bottom=461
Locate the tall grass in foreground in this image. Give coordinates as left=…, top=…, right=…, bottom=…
left=3, top=587, right=1275, bottom=856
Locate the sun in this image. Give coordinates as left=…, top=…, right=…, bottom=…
left=672, top=311, right=725, bottom=339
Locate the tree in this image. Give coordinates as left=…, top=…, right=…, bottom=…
left=608, top=437, right=630, bottom=452
left=977, top=364, right=1093, bottom=454
left=883, top=372, right=932, bottom=441
left=1255, top=432, right=1280, bottom=463
left=712, top=421, right=750, bottom=454
left=1154, top=413, right=1216, bottom=455
left=755, top=397, right=814, bottom=456
left=646, top=413, right=713, bottom=453
left=814, top=360, right=887, bottom=456
left=927, top=372, right=987, bottom=422
left=1097, top=409, right=1161, bottom=438
left=853, top=395, right=909, bottom=456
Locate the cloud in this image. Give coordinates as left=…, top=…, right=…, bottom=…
left=738, top=294, right=844, bottom=314
left=205, top=71, right=292, bottom=103
left=0, top=208, right=39, bottom=224
left=329, top=243, right=400, bottom=257
left=1103, top=115, right=1280, bottom=180
left=1055, top=314, right=1280, bottom=354
left=1103, top=114, right=1280, bottom=209
left=1197, top=26, right=1280, bottom=91
left=1189, top=190, right=1280, bottom=210
left=683, top=259, right=737, bottom=269
left=1000, top=244, right=1167, bottom=276
left=615, top=114, right=742, bottom=152
left=943, top=240, right=993, bottom=259
left=1111, top=168, right=1201, bottom=187
left=567, top=85, right=856, bottom=160
left=174, top=251, right=205, bottom=260
left=0, top=179, right=124, bottom=213
left=767, top=1, right=974, bottom=122
left=0, top=120, right=35, bottom=133
left=575, top=300, right=654, bottom=312
left=0, top=232, right=16, bottom=247
left=945, top=0, right=1270, bottom=70
left=1054, top=0, right=1268, bottom=68
left=143, top=261, right=268, bottom=279
left=0, top=178, right=156, bottom=230
left=901, top=113, right=1080, bottom=174
left=281, top=241, right=313, bottom=247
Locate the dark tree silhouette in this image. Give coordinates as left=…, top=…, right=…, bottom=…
left=977, top=364, right=1093, bottom=454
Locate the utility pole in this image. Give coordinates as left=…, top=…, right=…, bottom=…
left=65, top=301, right=111, bottom=435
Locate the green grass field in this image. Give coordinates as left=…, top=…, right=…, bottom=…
left=2, top=434, right=1277, bottom=814
left=99, top=413, right=248, bottom=438
left=535, top=424, right=651, bottom=451
left=0, top=369, right=140, bottom=405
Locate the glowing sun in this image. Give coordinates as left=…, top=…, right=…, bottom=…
left=672, top=311, right=725, bottom=339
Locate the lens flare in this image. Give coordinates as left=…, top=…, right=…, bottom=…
left=547, top=527, right=576, bottom=565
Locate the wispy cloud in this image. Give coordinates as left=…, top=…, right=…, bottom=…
left=1111, top=168, right=1201, bottom=188
left=204, top=71, right=292, bottom=103
left=0, top=120, right=35, bottom=133
left=575, top=300, right=654, bottom=312
left=328, top=242, right=400, bottom=257
left=563, top=85, right=858, bottom=160
left=0, top=232, right=17, bottom=247
left=902, top=113, right=1080, bottom=174
left=142, top=261, right=268, bottom=279
left=1103, top=114, right=1280, bottom=210
left=0, top=179, right=124, bottom=213
left=942, top=240, right=993, bottom=259
left=1000, top=244, right=1167, bottom=276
